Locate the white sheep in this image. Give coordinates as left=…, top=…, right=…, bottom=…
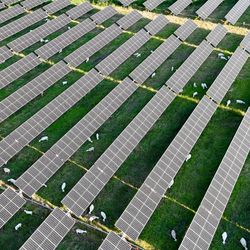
left=62, top=81, right=68, bottom=85
left=59, top=49, right=62, bottom=53
left=171, top=229, right=177, bottom=241
left=40, top=38, right=44, bottom=42
left=15, top=223, right=22, bottom=231
left=193, top=82, right=197, bottom=88
left=24, top=210, right=33, bottom=215
left=89, top=204, right=94, bottom=214
left=8, top=178, right=16, bottom=184
left=134, top=52, right=141, bottom=57
left=86, top=57, right=89, bottom=63
left=171, top=66, right=174, bottom=72
left=218, top=53, right=224, bottom=57
left=76, top=229, right=87, bottom=234
left=87, top=137, right=93, bottom=143
left=61, top=182, right=66, bottom=192
left=100, top=211, right=107, bottom=222
left=193, top=92, right=198, bottom=98
left=39, top=136, right=48, bottom=142
left=226, top=100, right=231, bottom=107
left=168, top=179, right=174, bottom=188
left=86, top=147, right=94, bottom=152
left=240, top=238, right=248, bottom=250
left=3, top=168, right=10, bottom=174
left=151, top=72, right=156, bottom=78
left=89, top=216, right=99, bottom=222
left=222, top=232, right=227, bottom=245
left=68, top=26, right=71, bottom=30
left=236, top=99, right=246, bottom=104
left=185, top=154, right=191, bottom=162
left=201, top=83, right=207, bottom=89
left=220, top=56, right=228, bottom=61
left=96, top=133, right=99, bottom=140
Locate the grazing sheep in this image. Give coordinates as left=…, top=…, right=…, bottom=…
left=218, top=53, right=224, bottom=57
left=236, top=99, right=246, bottom=104
left=96, top=133, right=99, bottom=140
left=168, top=179, right=174, bottom=188
left=15, top=223, right=22, bottom=231
left=8, top=178, right=16, bottom=184
left=89, top=216, right=99, bottom=222
left=193, top=82, right=197, bottom=88
left=185, top=154, right=191, bottom=162
left=61, top=182, right=66, bottom=192
left=101, top=211, right=107, bottom=222
left=3, top=168, right=10, bottom=174
left=222, top=232, right=227, bottom=245
left=24, top=210, right=33, bottom=215
left=87, top=137, right=93, bottom=143
left=201, top=83, right=207, bottom=89
left=62, top=81, right=68, bottom=85
left=151, top=72, right=156, bottom=78
left=89, top=204, right=94, bottom=214
left=86, top=58, right=89, bottom=63
left=171, top=66, right=174, bottom=72
left=39, top=136, right=48, bottom=142
left=226, top=100, right=231, bottom=107
left=240, top=238, right=248, bottom=250
left=193, top=92, right=198, bottom=98
left=171, top=229, right=177, bottom=241
left=220, top=56, right=228, bottom=61
left=76, top=229, right=87, bottom=234
left=134, top=52, right=141, bottom=57
left=86, top=147, right=94, bottom=152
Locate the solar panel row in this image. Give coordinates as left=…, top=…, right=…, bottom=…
left=144, top=14, right=169, bottom=35
left=35, top=7, right=116, bottom=60
left=65, top=11, right=142, bottom=67
left=0, top=4, right=24, bottom=25
left=179, top=108, right=250, bottom=250
left=143, top=0, right=165, bottom=11
left=115, top=96, right=218, bottom=241
left=21, top=0, right=50, bottom=10
left=62, top=85, right=176, bottom=217
left=98, top=232, right=131, bottom=250
left=241, top=30, right=250, bottom=53
left=119, top=0, right=135, bottom=7
left=0, top=188, right=26, bottom=229
left=2, top=0, right=19, bottom=5
left=0, top=53, right=41, bottom=90
left=0, top=46, right=13, bottom=63
left=42, top=0, right=70, bottom=15
left=0, top=12, right=141, bottom=168
left=168, top=0, right=192, bottom=15
left=225, top=0, right=250, bottom=24
left=205, top=24, right=227, bottom=47
left=0, top=2, right=6, bottom=10
left=0, top=9, right=47, bottom=42
left=0, top=61, right=71, bottom=124
left=20, top=208, right=75, bottom=250
left=196, top=0, right=224, bottom=20
left=207, top=47, right=249, bottom=103
left=65, top=1, right=93, bottom=20
left=174, top=19, right=197, bottom=41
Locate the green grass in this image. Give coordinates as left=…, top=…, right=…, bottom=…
left=0, top=1, right=250, bottom=250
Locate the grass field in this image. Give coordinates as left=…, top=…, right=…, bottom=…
left=0, top=0, right=250, bottom=249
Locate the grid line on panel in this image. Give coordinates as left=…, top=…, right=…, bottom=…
left=225, top=0, right=250, bottom=25
left=20, top=208, right=75, bottom=250
left=207, top=47, right=249, bottom=103
left=0, top=61, right=71, bottom=123
left=0, top=9, right=47, bottom=42
left=0, top=53, right=41, bottom=90
left=168, top=0, right=192, bottom=15
left=62, top=86, right=176, bottom=217
left=115, top=96, right=218, bottom=241
left=98, top=232, right=131, bottom=250
left=0, top=4, right=24, bottom=24
left=196, top=0, right=224, bottom=20
left=179, top=109, right=250, bottom=250
left=42, top=0, right=70, bottom=14
left=0, top=188, right=26, bottom=229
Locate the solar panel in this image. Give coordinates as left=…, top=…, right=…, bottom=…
left=119, top=0, right=136, bottom=7
left=65, top=11, right=142, bottom=67
left=0, top=61, right=71, bottom=123
left=207, top=47, right=249, bottom=103
left=90, top=6, right=117, bottom=25
left=15, top=77, right=137, bottom=197
left=179, top=108, right=250, bottom=250
left=115, top=96, right=217, bottom=241
left=144, top=15, right=169, bottom=36
left=196, top=0, right=224, bottom=20
left=0, top=3, right=6, bottom=10
left=98, top=232, right=131, bottom=250
left=130, top=35, right=181, bottom=83
left=168, top=0, right=192, bottom=15
left=35, top=7, right=116, bottom=60
left=166, top=41, right=214, bottom=93
left=0, top=69, right=103, bottom=167
left=240, top=30, right=250, bottom=53
left=116, top=11, right=142, bottom=30
left=0, top=53, right=41, bottom=90
left=8, top=14, right=71, bottom=52
left=62, top=85, right=176, bottom=217
left=0, top=4, right=24, bottom=25
left=2, top=0, right=19, bottom=5
left=42, top=0, right=70, bottom=14
left=0, top=9, right=47, bottom=42
left=174, top=19, right=197, bottom=41
left=205, top=24, right=227, bottom=47
left=0, top=188, right=26, bottom=229
left=0, top=46, right=13, bottom=63
left=143, top=0, right=165, bottom=11
left=225, top=0, right=250, bottom=24
left=66, top=1, right=93, bottom=20
left=21, top=0, right=49, bottom=10
left=20, top=208, right=75, bottom=250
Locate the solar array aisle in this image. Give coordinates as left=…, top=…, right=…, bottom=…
left=13, top=15, right=169, bottom=197
left=179, top=108, right=250, bottom=250
left=0, top=11, right=142, bottom=168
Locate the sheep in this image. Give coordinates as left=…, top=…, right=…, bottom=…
left=61, top=182, right=66, bottom=192
left=218, top=53, right=224, bottom=57
left=236, top=99, right=246, bottom=104
left=8, top=178, right=16, bottom=184
left=96, top=133, right=99, bottom=140
left=86, top=147, right=94, bottom=152
left=40, top=38, right=44, bottom=42
left=168, top=179, right=174, bottom=188
left=222, top=232, right=227, bottom=245
left=240, top=238, right=248, bottom=250
left=15, top=223, right=22, bottom=231
left=201, top=83, right=207, bottom=89
left=171, top=66, right=174, bottom=72
left=44, top=39, right=49, bottom=43
left=185, top=154, right=191, bottom=162
left=3, top=168, right=10, bottom=174
left=88, top=204, right=94, bottom=214
left=171, top=229, right=177, bottom=241
left=100, top=211, right=107, bottom=222
left=87, top=137, right=93, bottom=143
left=62, top=81, right=68, bottom=85
left=193, top=92, right=198, bottom=98
left=68, top=26, right=71, bottom=30
left=86, top=57, right=89, bottom=63
left=76, top=229, right=87, bottom=234
left=226, top=100, right=231, bottom=107
left=193, top=82, right=197, bottom=88
left=134, top=52, right=141, bottom=57
left=89, top=216, right=99, bottom=222
left=220, top=56, right=228, bottom=61
left=24, top=210, right=33, bottom=215
left=151, top=72, right=156, bottom=78
left=39, top=136, right=48, bottom=142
